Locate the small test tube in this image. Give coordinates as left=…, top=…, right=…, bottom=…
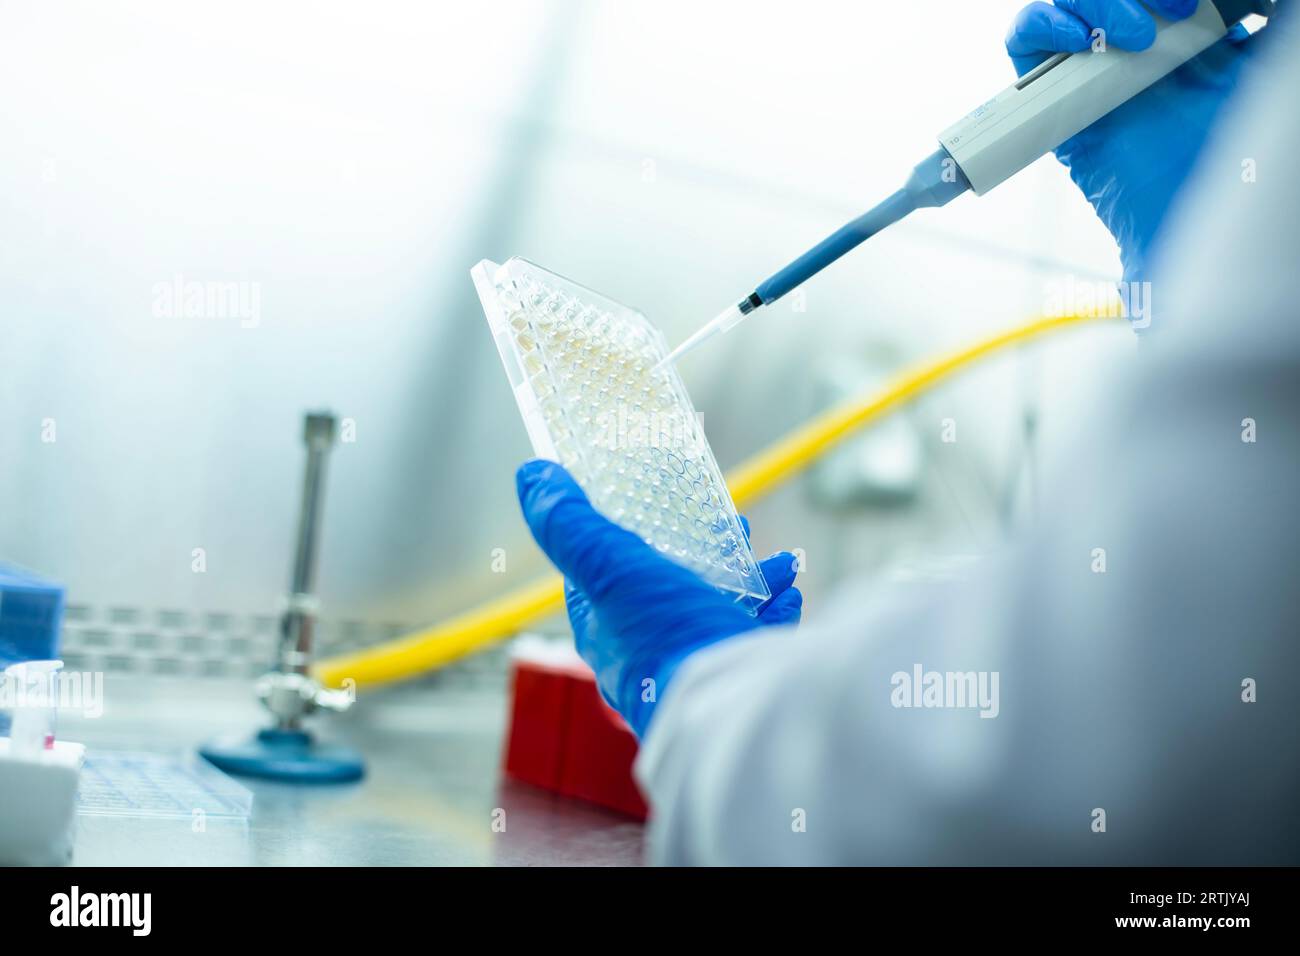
left=4, top=659, right=63, bottom=758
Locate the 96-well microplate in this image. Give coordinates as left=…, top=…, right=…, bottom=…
left=472, top=257, right=770, bottom=613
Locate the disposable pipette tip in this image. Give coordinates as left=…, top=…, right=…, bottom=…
left=657, top=301, right=750, bottom=370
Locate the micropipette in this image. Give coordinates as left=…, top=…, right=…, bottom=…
left=664, top=0, right=1275, bottom=366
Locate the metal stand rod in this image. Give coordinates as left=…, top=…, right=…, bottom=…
left=275, top=411, right=336, bottom=725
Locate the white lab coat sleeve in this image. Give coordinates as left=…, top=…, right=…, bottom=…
left=637, top=354, right=1300, bottom=865
left=635, top=15, right=1300, bottom=866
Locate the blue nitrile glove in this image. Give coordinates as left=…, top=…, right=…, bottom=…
left=1006, top=0, right=1262, bottom=282
left=516, top=458, right=803, bottom=737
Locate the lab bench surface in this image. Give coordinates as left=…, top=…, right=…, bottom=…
left=60, top=674, right=646, bottom=866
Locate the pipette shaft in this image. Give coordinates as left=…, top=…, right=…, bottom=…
left=660, top=149, right=967, bottom=366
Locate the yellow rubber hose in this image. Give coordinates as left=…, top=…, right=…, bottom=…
left=315, top=310, right=1113, bottom=689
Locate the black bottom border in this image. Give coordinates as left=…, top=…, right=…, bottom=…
left=0, top=866, right=1292, bottom=938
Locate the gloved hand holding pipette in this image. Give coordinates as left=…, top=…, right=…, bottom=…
left=1007, top=0, right=1265, bottom=282
left=516, top=459, right=802, bottom=737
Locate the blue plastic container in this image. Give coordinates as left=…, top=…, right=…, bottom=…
left=0, top=563, right=64, bottom=667
left=0, top=564, right=65, bottom=736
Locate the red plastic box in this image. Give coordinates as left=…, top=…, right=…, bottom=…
left=502, top=643, right=648, bottom=820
